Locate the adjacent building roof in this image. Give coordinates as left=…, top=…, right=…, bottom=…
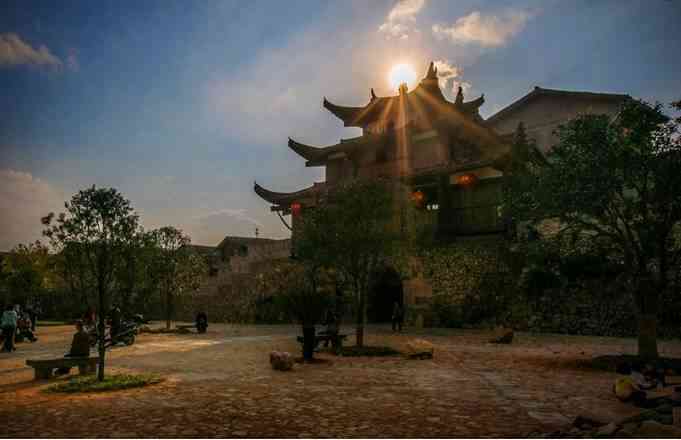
left=485, top=86, right=630, bottom=126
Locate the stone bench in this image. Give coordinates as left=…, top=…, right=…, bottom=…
left=26, top=356, right=99, bottom=380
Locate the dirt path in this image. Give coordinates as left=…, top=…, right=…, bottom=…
left=1, top=324, right=677, bottom=437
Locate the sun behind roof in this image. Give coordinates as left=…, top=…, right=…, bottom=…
left=388, top=63, right=417, bottom=92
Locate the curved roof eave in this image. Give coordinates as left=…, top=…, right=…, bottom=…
left=287, top=137, right=325, bottom=161
left=253, top=181, right=324, bottom=206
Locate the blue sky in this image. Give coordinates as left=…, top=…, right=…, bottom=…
left=1, top=0, right=680, bottom=250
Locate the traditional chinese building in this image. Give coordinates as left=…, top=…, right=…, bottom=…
left=255, top=62, right=513, bottom=238
left=253, top=61, right=629, bottom=316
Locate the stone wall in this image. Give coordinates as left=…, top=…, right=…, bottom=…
left=407, top=238, right=681, bottom=338
left=176, top=239, right=291, bottom=323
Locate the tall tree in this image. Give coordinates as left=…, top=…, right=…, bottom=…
left=505, top=100, right=681, bottom=358
left=258, top=261, right=331, bottom=360
left=57, top=241, right=95, bottom=309
left=148, top=226, right=206, bottom=329
left=42, top=186, right=139, bottom=380
left=295, top=179, right=416, bottom=347
left=1, top=241, right=53, bottom=306
left=114, top=230, right=157, bottom=316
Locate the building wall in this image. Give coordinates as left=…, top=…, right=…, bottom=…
left=487, top=94, right=625, bottom=152
left=229, top=239, right=291, bottom=274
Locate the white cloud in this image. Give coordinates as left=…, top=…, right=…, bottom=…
left=0, top=33, right=64, bottom=69
left=186, top=208, right=271, bottom=245
left=191, top=208, right=263, bottom=228
left=432, top=10, right=534, bottom=47
left=387, top=0, right=426, bottom=22
left=0, top=169, right=68, bottom=250
left=206, top=25, right=391, bottom=146
left=433, top=59, right=471, bottom=97
left=378, top=0, right=426, bottom=40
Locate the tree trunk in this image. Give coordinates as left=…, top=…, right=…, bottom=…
left=302, top=325, right=316, bottom=361
left=637, top=314, right=659, bottom=360
left=356, top=287, right=365, bottom=347
left=635, top=275, right=659, bottom=359
left=97, top=287, right=105, bottom=381
left=165, top=290, right=172, bottom=330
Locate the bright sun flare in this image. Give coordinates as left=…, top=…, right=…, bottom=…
left=388, top=63, right=417, bottom=91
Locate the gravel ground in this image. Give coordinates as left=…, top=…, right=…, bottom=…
left=1, top=323, right=679, bottom=438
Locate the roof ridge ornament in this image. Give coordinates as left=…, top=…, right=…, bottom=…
left=371, top=88, right=377, bottom=100
left=455, top=86, right=464, bottom=105
left=425, top=61, right=438, bottom=80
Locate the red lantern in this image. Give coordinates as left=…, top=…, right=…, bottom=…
left=455, top=173, right=478, bottom=186
left=291, top=202, right=302, bottom=216
left=411, top=190, right=425, bottom=207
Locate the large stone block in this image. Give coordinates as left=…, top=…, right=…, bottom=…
left=405, top=339, right=434, bottom=359
left=269, top=351, right=294, bottom=371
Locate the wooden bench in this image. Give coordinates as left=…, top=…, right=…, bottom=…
left=26, top=356, right=99, bottom=380
left=297, top=333, right=348, bottom=351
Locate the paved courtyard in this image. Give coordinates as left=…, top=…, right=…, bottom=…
left=1, top=324, right=679, bottom=438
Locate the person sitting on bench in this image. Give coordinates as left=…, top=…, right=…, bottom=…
left=56, top=321, right=90, bottom=375
left=17, top=312, right=37, bottom=342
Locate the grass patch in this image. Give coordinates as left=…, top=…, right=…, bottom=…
left=45, top=374, right=163, bottom=394
left=338, top=346, right=401, bottom=357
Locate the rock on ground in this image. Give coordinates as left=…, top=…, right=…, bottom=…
left=489, top=327, right=514, bottom=344
left=269, top=351, right=294, bottom=371
left=405, top=339, right=434, bottom=359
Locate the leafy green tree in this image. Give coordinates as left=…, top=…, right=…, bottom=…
left=295, top=179, right=416, bottom=347
left=1, top=241, right=53, bottom=306
left=505, top=100, right=681, bottom=358
left=42, top=186, right=140, bottom=381
left=55, top=241, right=95, bottom=310
left=258, top=261, right=331, bottom=360
left=148, top=226, right=206, bottom=329
left=114, top=230, right=158, bottom=316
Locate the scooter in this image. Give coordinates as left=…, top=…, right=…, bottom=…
left=87, top=319, right=138, bottom=348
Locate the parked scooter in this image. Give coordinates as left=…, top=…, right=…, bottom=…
left=87, top=318, right=138, bottom=348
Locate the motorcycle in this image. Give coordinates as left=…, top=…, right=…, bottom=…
left=87, top=319, right=138, bottom=348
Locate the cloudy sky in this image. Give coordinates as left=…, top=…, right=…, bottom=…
left=1, top=0, right=680, bottom=250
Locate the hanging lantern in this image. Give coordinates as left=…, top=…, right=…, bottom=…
left=291, top=202, right=302, bottom=217
left=411, top=190, right=425, bottom=207
left=455, top=173, right=478, bottom=186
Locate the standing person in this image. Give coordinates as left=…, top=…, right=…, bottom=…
left=391, top=301, right=404, bottom=333
left=195, top=311, right=208, bottom=334
left=1, top=304, right=18, bottom=352
left=25, top=305, right=34, bottom=332
left=30, top=301, right=40, bottom=332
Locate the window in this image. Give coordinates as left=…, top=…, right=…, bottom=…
left=448, top=179, right=503, bottom=234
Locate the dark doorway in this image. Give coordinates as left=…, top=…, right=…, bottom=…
left=368, top=266, right=403, bottom=322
